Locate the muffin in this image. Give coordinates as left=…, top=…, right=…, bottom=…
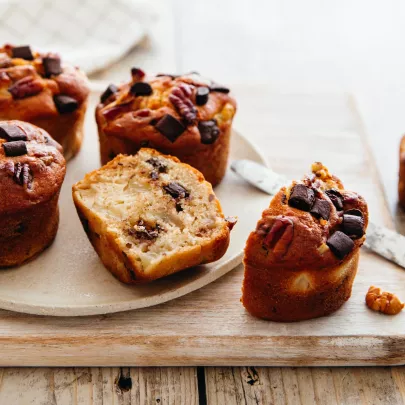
left=398, top=134, right=405, bottom=209
left=0, top=44, right=90, bottom=161
left=72, top=148, right=235, bottom=284
left=95, top=69, right=237, bottom=186
left=242, top=162, right=368, bottom=322
left=0, top=120, right=66, bottom=267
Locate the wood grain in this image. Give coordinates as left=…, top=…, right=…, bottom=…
left=205, top=367, right=405, bottom=405
left=0, top=367, right=198, bottom=405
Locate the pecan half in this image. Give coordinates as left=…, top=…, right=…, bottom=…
left=169, top=84, right=197, bottom=125
left=8, top=76, right=43, bottom=99
left=262, top=216, right=294, bottom=257
left=8, top=162, right=33, bottom=189
left=102, top=101, right=132, bottom=120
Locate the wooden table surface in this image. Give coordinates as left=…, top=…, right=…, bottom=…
left=4, top=0, right=405, bottom=403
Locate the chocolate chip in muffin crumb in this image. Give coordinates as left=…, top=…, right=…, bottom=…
left=129, top=82, right=152, bottom=96
left=175, top=202, right=183, bottom=212
left=163, top=182, right=190, bottom=199
left=0, top=124, right=27, bottom=141
left=146, top=157, right=167, bottom=173
left=11, top=45, right=33, bottom=60
left=129, top=220, right=161, bottom=240
left=150, top=171, right=159, bottom=180
left=196, top=86, right=210, bottom=106
left=154, top=114, right=185, bottom=142
left=288, top=184, right=315, bottom=211
left=199, top=120, right=220, bottom=144
left=326, top=231, right=354, bottom=259
left=43, top=56, right=62, bottom=77
left=310, top=198, right=331, bottom=220
left=54, top=95, right=79, bottom=114
left=2, top=141, right=27, bottom=157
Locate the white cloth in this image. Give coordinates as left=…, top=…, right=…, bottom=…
left=0, top=0, right=151, bottom=74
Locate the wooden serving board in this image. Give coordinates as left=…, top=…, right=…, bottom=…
left=0, top=89, right=403, bottom=367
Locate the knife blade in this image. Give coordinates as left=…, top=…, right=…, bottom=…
left=231, top=159, right=405, bottom=269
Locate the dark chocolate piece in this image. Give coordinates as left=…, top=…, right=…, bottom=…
left=129, top=220, right=160, bottom=240
left=54, top=95, right=79, bottom=114
left=345, top=208, right=363, bottom=217
left=175, top=202, right=183, bottom=212
left=100, top=84, right=118, bottom=103
left=310, top=198, right=331, bottom=220
left=163, top=182, right=189, bottom=199
left=326, top=231, right=354, bottom=259
left=11, top=46, right=33, bottom=60
left=2, top=141, right=27, bottom=157
left=196, top=86, right=209, bottom=106
left=198, top=120, right=220, bottom=144
left=288, top=184, right=315, bottom=211
left=325, top=189, right=343, bottom=211
left=146, top=157, right=167, bottom=173
left=154, top=114, right=185, bottom=142
left=0, top=125, right=27, bottom=141
left=43, top=56, right=62, bottom=77
left=129, top=82, right=152, bottom=96
left=150, top=171, right=159, bottom=180
left=210, top=83, right=230, bottom=93
left=342, top=214, right=364, bottom=239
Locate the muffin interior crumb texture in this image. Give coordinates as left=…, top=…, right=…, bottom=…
left=74, top=149, right=227, bottom=274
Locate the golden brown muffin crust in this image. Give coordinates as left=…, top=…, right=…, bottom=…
left=0, top=44, right=89, bottom=123
left=0, top=120, right=66, bottom=213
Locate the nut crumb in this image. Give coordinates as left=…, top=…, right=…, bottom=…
left=366, top=286, right=404, bottom=315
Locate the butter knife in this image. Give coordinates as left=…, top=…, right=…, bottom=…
left=231, top=159, right=405, bottom=269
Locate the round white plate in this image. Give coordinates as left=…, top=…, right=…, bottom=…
left=0, top=90, right=270, bottom=316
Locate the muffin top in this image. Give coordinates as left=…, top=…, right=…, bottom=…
left=96, top=69, right=237, bottom=150
left=245, top=163, right=368, bottom=271
left=0, top=44, right=89, bottom=121
left=0, top=120, right=66, bottom=213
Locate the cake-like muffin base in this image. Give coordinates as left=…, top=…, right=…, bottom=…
left=0, top=194, right=60, bottom=267
left=97, top=125, right=231, bottom=187
left=242, top=248, right=359, bottom=322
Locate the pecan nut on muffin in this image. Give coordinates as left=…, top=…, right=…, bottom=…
left=95, top=69, right=237, bottom=186
left=0, top=44, right=90, bottom=161
left=242, top=163, right=368, bottom=322
left=0, top=121, right=66, bottom=267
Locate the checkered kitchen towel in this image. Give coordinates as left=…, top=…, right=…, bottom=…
left=0, top=0, right=152, bottom=74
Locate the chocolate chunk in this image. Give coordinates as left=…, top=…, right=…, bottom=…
left=129, top=220, right=160, bottom=240
left=210, top=83, right=230, bottom=93
left=175, top=202, right=183, bottom=212
left=0, top=125, right=27, bottom=141
left=129, top=82, right=152, bottom=96
left=154, top=114, right=185, bottom=142
left=54, top=95, right=79, bottom=114
left=199, top=120, right=220, bottom=144
left=11, top=46, right=33, bottom=60
left=310, top=198, right=331, bottom=220
left=345, top=208, right=363, bottom=217
left=163, top=182, right=189, bottom=199
left=325, top=189, right=343, bottom=211
left=288, top=184, right=315, bottom=211
left=196, top=86, right=209, bottom=106
left=150, top=171, right=159, bottom=180
left=2, top=141, right=27, bottom=157
left=342, top=214, right=364, bottom=239
left=100, top=84, right=118, bottom=103
left=146, top=157, right=167, bottom=173
left=43, top=56, right=62, bottom=77
left=326, top=231, right=354, bottom=259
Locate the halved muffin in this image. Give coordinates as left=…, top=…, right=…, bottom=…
left=72, top=148, right=234, bottom=284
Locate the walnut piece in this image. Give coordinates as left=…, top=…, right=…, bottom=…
left=366, top=286, right=404, bottom=315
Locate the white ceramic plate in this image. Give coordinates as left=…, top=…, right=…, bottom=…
left=0, top=89, right=270, bottom=316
